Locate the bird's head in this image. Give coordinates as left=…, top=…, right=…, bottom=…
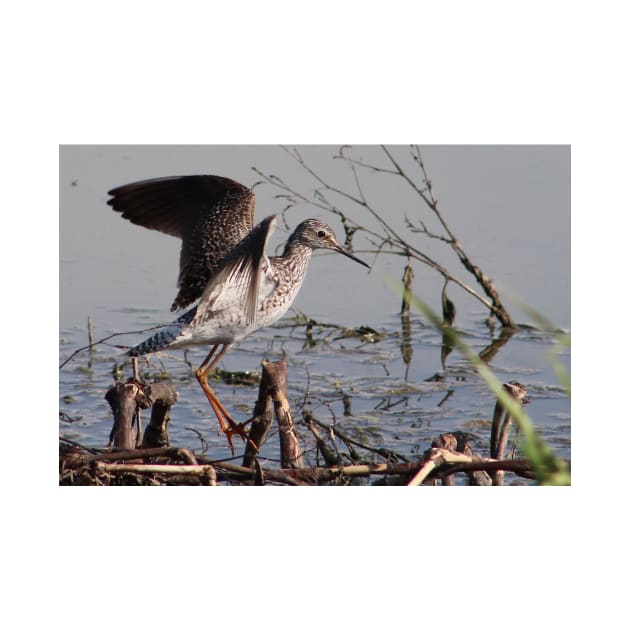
left=292, top=219, right=370, bottom=268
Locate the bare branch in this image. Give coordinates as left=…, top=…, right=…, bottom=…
left=260, top=145, right=516, bottom=328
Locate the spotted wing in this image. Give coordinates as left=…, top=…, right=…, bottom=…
left=107, top=175, right=256, bottom=311
left=193, top=215, right=277, bottom=329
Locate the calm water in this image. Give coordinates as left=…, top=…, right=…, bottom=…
left=59, top=146, right=570, bottom=476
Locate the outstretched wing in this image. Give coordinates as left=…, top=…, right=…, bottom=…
left=107, top=175, right=256, bottom=310
left=193, top=215, right=277, bottom=329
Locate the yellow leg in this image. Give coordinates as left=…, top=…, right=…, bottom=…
left=195, top=344, right=250, bottom=453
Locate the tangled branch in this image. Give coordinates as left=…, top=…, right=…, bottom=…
left=253, top=145, right=516, bottom=328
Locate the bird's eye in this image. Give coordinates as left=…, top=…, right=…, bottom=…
left=317, top=230, right=326, bottom=238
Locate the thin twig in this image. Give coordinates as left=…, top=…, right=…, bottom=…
left=59, top=324, right=170, bottom=369
left=87, top=316, right=94, bottom=369
left=258, top=146, right=514, bottom=324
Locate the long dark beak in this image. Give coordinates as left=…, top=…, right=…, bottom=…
left=332, top=244, right=370, bottom=269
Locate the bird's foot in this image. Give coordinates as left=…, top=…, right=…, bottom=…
left=221, top=419, right=252, bottom=455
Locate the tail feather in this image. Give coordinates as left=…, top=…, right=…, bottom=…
left=128, top=327, right=181, bottom=356
left=128, top=307, right=196, bottom=357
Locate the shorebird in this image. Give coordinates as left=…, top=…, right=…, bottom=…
left=107, top=175, right=369, bottom=451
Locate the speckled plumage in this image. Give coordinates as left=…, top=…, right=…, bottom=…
left=108, top=175, right=255, bottom=311
left=126, top=217, right=367, bottom=356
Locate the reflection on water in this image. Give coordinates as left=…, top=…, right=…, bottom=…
left=400, top=312, right=413, bottom=379
left=478, top=327, right=515, bottom=364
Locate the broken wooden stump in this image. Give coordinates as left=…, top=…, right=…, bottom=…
left=242, top=362, right=276, bottom=467
left=105, top=382, right=150, bottom=449
left=105, top=380, right=178, bottom=450
left=242, top=358, right=304, bottom=470
left=141, top=382, right=179, bottom=448
left=489, top=381, right=528, bottom=485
